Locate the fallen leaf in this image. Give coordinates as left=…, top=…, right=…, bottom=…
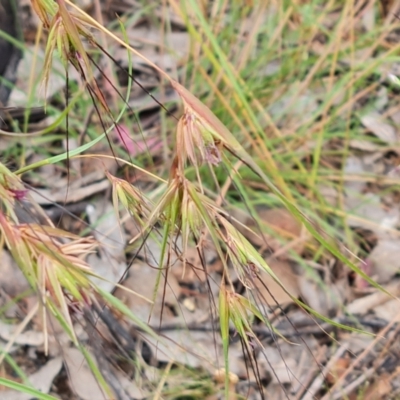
left=361, top=112, right=397, bottom=144
left=0, top=320, right=44, bottom=346
left=126, top=28, right=189, bottom=60
left=268, top=84, right=319, bottom=127
left=366, top=239, right=400, bottom=283
left=325, top=357, right=350, bottom=385
left=343, top=156, right=368, bottom=194
left=9, top=47, right=79, bottom=105
left=114, top=260, right=181, bottom=325
left=349, top=139, right=380, bottom=151
left=237, top=208, right=304, bottom=258
left=0, top=250, right=29, bottom=296
left=142, top=330, right=222, bottom=372
left=298, top=275, right=349, bottom=316
left=64, top=347, right=108, bottom=400
left=114, top=370, right=149, bottom=400
left=347, top=280, right=400, bottom=314
left=255, top=258, right=300, bottom=308
left=345, top=193, right=399, bottom=236
left=1, top=357, right=62, bottom=400
left=171, top=245, right=218, bottom=284
left=30, top=180, right=110, bottom=205
left=86, top=202, right=127, bottom=293
left=259, top=336, right=318, bottom=386
left=360, top=372, right=392, bottom=400
left=373, top=298, right=400, bottom=321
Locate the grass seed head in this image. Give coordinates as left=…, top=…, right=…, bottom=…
left=219, top=286, right=263, bottom=395
left=37, top=0, right=96, bottom=101
left=0, top=216, right=97, bottom=341
left=31, top=0, right=58, bottom=28
left=176, top=111, right=222, bottom=170
left=107, top=171, right=151, bottom=221
left=217, top=216, right=283, bottom=289
left=0, top=164, right=29, bottom=223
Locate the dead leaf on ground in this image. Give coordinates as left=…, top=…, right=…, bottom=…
left=361, top=113, right=397, bottom=144
left=347, top=280, right=400, bottom=314
left=358, top=372, right=392, bottom=400
left=126, top=27, right=189, bottom=59
left=0, top=320, right=44, bottom=347
left=114, top=260, right=181, bottom=325
left=349, top=138, right=381, bottom=151
left=317, top=184, right=339, bottom=207
left=87, top=202, right=127, bottom=293
left=258, top=335, right=319, bottom=387
left=254, top=258, right=300, bottom=308
left=298, top=274, right=349, bottom=316
left=366, top=239, right=400, bottom=283
left=373, top=298, right=400, bottom=321
left=30, top=179, right=110, bottom=205
left=114, top=370, right=149, bottom=400
left=142, top=330, right=223, bottom=372
left=325, top=357, right=351, bottom=385
left=0, top=250, right=29, bottom=296
left=63, top=347, right=108, bottom=400
left=171, top=245, right=218, bottom=284
left=1, top=357, right=62, bottom=400
left=345, top=192, right=399, bottom=236
left=9, top=46, right=80, bottom=105
left=343, top=156, right=369, bottom=194
left=237, top=208, right=305, bottom=258
left=268, top=84, right=319, bottom=128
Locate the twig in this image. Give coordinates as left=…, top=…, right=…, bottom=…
left=320, top=314, right=400, bottom=400
left=146, top=315, right=390, bottom=339
left=302, top=343, right=347, bottom=400
left=330, top=367, right=374, bottom=400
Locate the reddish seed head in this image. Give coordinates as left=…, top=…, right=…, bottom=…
left=9, top=188, right=29, bottom=201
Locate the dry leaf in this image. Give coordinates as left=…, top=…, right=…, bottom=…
left=367, top=239, right=400, bottom=283
left=0, top=320, right=44, bottom=346
left=343, top=156, right=368, bottom=193
left=0, top=250, right=29, bottom=296
left=259, top=336, right=318, bottom=386
left=9, top=46, right=79, bottom=105
left=255, top=258, right=300, bottom=307
left=298, top=275, right=349, bottom=315
left=87, top=202, right=127, bottom=293
left=127, top=28, right=189, bottom=59
left=31, top=179, right=110, bottom=205
left=171, top=245, right=218, bottom=284
left=114, top=260, right=181, bottom=325
left=345, top=193, right=399, bottom=236
left=1, top=357, right=62, bottom=400
left=237, top=208, right=304, bottom=258
left=373, top=298, right=400, bottom=321
left=268, top=84, right=319, bottom=126
left=349, top=139, right=380, bottom=151
left=318, top=184, right=339, bottom=207
left=142, top=330, right=222, bottom=372
left=325, top=357, right=350, bottom=385
left=361, top=113, right=397, bottom=144
left=114, top=370, right=149, bottom=400
left=347, top=280, right=400, bottom=314
left=64, top=347, right=108, bottom=400
left=360, top=373, right=392, bottom=400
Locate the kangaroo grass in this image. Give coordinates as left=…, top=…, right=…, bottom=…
left=3, top=0, right=399, bottom=398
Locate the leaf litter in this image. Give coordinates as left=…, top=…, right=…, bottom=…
left=3, top=1, right=400, bottom=399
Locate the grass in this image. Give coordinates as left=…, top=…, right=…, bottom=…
left=1, top=0, right=400, bottom=398
left=184, top=1, right=399, bottom=247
